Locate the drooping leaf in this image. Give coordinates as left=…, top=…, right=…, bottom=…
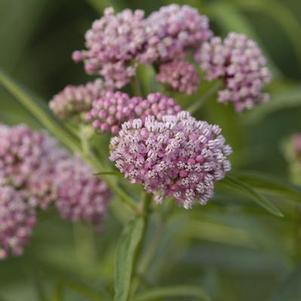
left=114, top=217, right=145, bottom=301
left=223, top=176, right=284, bottom=217
left=234, top=171, right=301, bottom=204
left=135, top=285, right=210, bottom=301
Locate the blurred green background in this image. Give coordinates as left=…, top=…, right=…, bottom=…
left=0, top=0, right=301, bottom=300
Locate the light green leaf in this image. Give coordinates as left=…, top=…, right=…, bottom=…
left=135, top=285, right=210, bottom=301
left=273, top=264, right=301, bottom=301
left=223, top=176, right=284, bottom=217
left=114, top=217, right=145, bottom=301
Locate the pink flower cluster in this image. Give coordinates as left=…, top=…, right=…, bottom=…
left=141, top=4, right=212, bottom=63
left=0, top=124, right=68, bottom=209
left=50, top=79, right=110, bottom=118
left=0, top=124, right=112, bottom=258
left=196, top=33, right=271, bottom=111
left=54, top=158, right=111, bottom=229
left=73, top=5, right=210, bottom=89
left=110, top=112, right=232, bottom=208
left=0, top=186, right=36, bottom=259
left=73, top=7, right=146, bottom=88
left=87, top=92, right=181, bottom=134
left=156, top=61, right=200, bottom=95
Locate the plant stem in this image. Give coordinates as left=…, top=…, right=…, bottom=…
left=187, top=81, right=223, bottom=114
left=129, top=193, right=152, bottom=299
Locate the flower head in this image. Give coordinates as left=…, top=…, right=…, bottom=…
left=110, top=112, right=232, bottom=208
left=141, top=4, right=212, bottom=63
left=54, top=158, right=111, bottom=229
left=73, top=7, right=146, bottom=88
left=196, top=33, right=271, bottom=111
left=87, top=92, right=181, bottom=134
left=0, top=186, right=36, bottom=259
left=50, top=79, right=109, bottom=119
left=156, top=60, right=200, bottom=94
left=0, top=124, right=68, bottom=209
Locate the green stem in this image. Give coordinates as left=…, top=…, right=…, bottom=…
left=129, top=193, right=152, bottom=299
left=187, top=81, right=223, bottom=114
left=130, top=77, right=143, bottom=97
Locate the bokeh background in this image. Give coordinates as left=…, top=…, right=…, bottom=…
left=0, top=0, right=301, bottom=300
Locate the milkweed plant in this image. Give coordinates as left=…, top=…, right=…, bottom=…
left=0, top=4, right=300, bottom=301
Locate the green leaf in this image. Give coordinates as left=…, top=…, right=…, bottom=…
left=273, top=264, right=301, bottom=301
left=223, top=176, right=284, bottom=217
left=135, top=285, right=210, bottom=301
left=234, top=171, right=301, bottom=204
left=114, top=217, right=145, bottom=301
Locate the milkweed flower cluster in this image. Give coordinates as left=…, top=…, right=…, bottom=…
left=141, top=4, right=212, bottom=63
left=0, top=186, right=36, bottom=259
left=54, top=158, right=111, bottom=229
left=196, top=33, right=271, bottom=111
left=156, top=61, right=200, bottom=94
left=0, top=124, right=68, bottom=209
left=87, top=92, right=181, bottom=134
left=0, top=124, right=111, bottom=258
left=72, top=7, right=146, bottom=88
left=72, top=5, right=210, bottom=90
left=50, top=79, right=110, bottom=118
left=110, top=112, right=232, bottom=209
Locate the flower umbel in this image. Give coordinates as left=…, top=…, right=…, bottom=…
left=196, top=32, right=271, bottom=111
left=50, top=79, right=110, bottom=119
left=54, top=157, right=111, bottom=229
left=0, top=186, right=36, bottom=259
left=156, top=60, right=200, bottom=95
left=73, top=7, right=146, bottom=88
left=87, top=92, right=181, bottom=134
left=141, top=4, right=212, bottom=63
left=0, top=124, right=68, bottom=209
left=110, top=112, right=232, bottom=208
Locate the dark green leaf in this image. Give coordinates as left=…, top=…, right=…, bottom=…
left=114, top=217, right=145, bottom=301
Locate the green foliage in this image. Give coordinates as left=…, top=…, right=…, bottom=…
left=114, top=217, right=145, bottom=301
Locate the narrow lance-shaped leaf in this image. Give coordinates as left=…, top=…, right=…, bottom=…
left=223, top=175, right=284, bottom=217
left=114, top=217, right=145, bottom=301
left=233, top=171, right=301, bottom=204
